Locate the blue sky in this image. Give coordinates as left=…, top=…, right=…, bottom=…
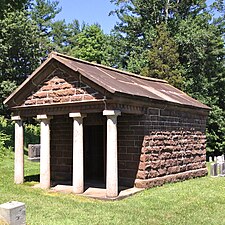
left=55, top=0, right=118, bottom=34
left=55, top=0, right=218, bottom=34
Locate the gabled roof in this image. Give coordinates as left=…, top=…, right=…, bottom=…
left=4, top=52, right=210, bottom=110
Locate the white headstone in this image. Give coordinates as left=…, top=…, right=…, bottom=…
left=211, top=163, right=219, bottom=176
left=217, top=156, right=223, bottom=164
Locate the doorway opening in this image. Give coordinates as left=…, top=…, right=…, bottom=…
left=84, top=125, right=106, bottom=188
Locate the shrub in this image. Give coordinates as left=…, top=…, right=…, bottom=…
left=0, top=116, right=14, bottom=158
left=0, top=116, right=40, bottom=159
left=24, top=123, right=40, bottom=147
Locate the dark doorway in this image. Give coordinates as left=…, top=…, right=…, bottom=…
left=84, top=125, right=105, bottom=186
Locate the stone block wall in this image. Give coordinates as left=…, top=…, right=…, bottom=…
left=118, top=115, right=145, bottom=187
left=117, top=106, right=208, bottom=188
left=50, top=115, right=73, bottom=184
left=23, top=69, right=103, bottom=106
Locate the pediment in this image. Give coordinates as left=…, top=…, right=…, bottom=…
left=22, top=69, right=104, bottom=107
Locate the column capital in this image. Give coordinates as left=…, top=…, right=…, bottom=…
left=103, top=110, right=121, bottom=117
left=69, top=112, right=87, bottom=118
left=11, top=116, right=22, bottom=121
left=37, top=114, right=53, bottom=120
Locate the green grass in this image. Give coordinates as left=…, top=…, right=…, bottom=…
left=0, top=156, right=225, bottom=225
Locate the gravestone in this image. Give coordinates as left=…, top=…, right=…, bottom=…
left=210, top=155, right=225, bottom=177
left=210, top=163, right=218, bottom=176
left=0, top=201, right=25, bottom=225
left=28, top=144, right=40, bottom=162
left=217, top=156, right=223, bottom=164
left=222, top=163, right=225, bottom=175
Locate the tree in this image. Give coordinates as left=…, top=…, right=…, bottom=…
left=0, top=0, right=29, bottom=19
left=50, top=19, right=69, bottom=52
left=0, top=1, right=45, bottom=115
left=0, top=80, right=17, bottom=116
left=69, top=24, right=107, bottom=64
left=30, top=0, right=61, bottom=54
left=63, top=20, right=82, bottom=52
left=175, top=14, right=225, bottom=154
left=110, top=0, right=207, bottom=48
left=0, top=10, right=42, bottom=84
left=141, top=23, right=183, bottom=88
left=30, top=0, right=61, bottom=35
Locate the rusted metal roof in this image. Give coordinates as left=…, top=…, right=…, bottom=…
left=53, top=52, right=209, bottom=109
left=4, top=52, right=210, bottom=110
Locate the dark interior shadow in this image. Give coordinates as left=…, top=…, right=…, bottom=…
left=24, top=174, right=40, bottom=182
left=84, top=179, right=106, bottom=191
left=24, top=149, right=28, bottom=156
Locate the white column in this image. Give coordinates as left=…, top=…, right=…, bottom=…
left=12, top=116, right=24, bottom=184
left=103, top=110, right=121, bottom=198
left=69, top=113, right=86, bottom=194
left=37, top=114, right=52, bottom=189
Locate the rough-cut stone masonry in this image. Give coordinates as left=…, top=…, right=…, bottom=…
left=24, top=69, right=103, bottom=106
left=117, top=107, right=208, bottom=188
left=50, top=115, right=73, bottom=184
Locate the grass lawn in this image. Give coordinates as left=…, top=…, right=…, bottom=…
left=0, top=155, right=225, bottom=225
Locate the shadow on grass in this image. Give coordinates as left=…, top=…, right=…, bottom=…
left=25, top=174, right=40, bottom=182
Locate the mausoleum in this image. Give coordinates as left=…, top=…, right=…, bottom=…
left=4, top=52, right=210, bottom=198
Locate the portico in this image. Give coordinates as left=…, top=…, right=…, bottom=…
left=12, top=110, right=121, bottom=198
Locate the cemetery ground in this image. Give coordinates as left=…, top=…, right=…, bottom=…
left=0, top=154, right=225, bottom=225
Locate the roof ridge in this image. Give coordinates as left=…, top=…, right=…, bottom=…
left=50, top=51, right=168, bottom=84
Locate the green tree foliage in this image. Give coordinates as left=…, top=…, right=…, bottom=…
left=0, top=0, right=61, bottom=115
left=141, top=23, right=183, bottom=88
left=98, top=30, right=130, bottom=70
left=0, top=116, right=40, bottom=157
left=30, top=0, right=61, bottom=35
left=0, top=80, right=17, bottom=116
left=51, top=19, right=83, bottom=53
left=0, top=10, right=42, bottom=84
left=0, top=7, right=43, bottom=115
left=30, top=0, right=61, bottom=54
left=174, top=13, right=225, bottom=153
left=0, top=0, right=29, bottom=19
left=50, top=19, right=70, bottom=51
left=0, top=116, right=14, bottom=158
left=69, top=24, right=107, bottom=64
left=207, top=106, right=225, bottom=155
left=24, top=122, right=40, bottom=147
left=110, top=0, right=207, bottom=48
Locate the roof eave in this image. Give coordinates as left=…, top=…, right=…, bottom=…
left=113, top=91, right=211, bottom=111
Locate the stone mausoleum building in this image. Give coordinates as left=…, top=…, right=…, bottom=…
left=4, top=52, right=210, bottom=198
